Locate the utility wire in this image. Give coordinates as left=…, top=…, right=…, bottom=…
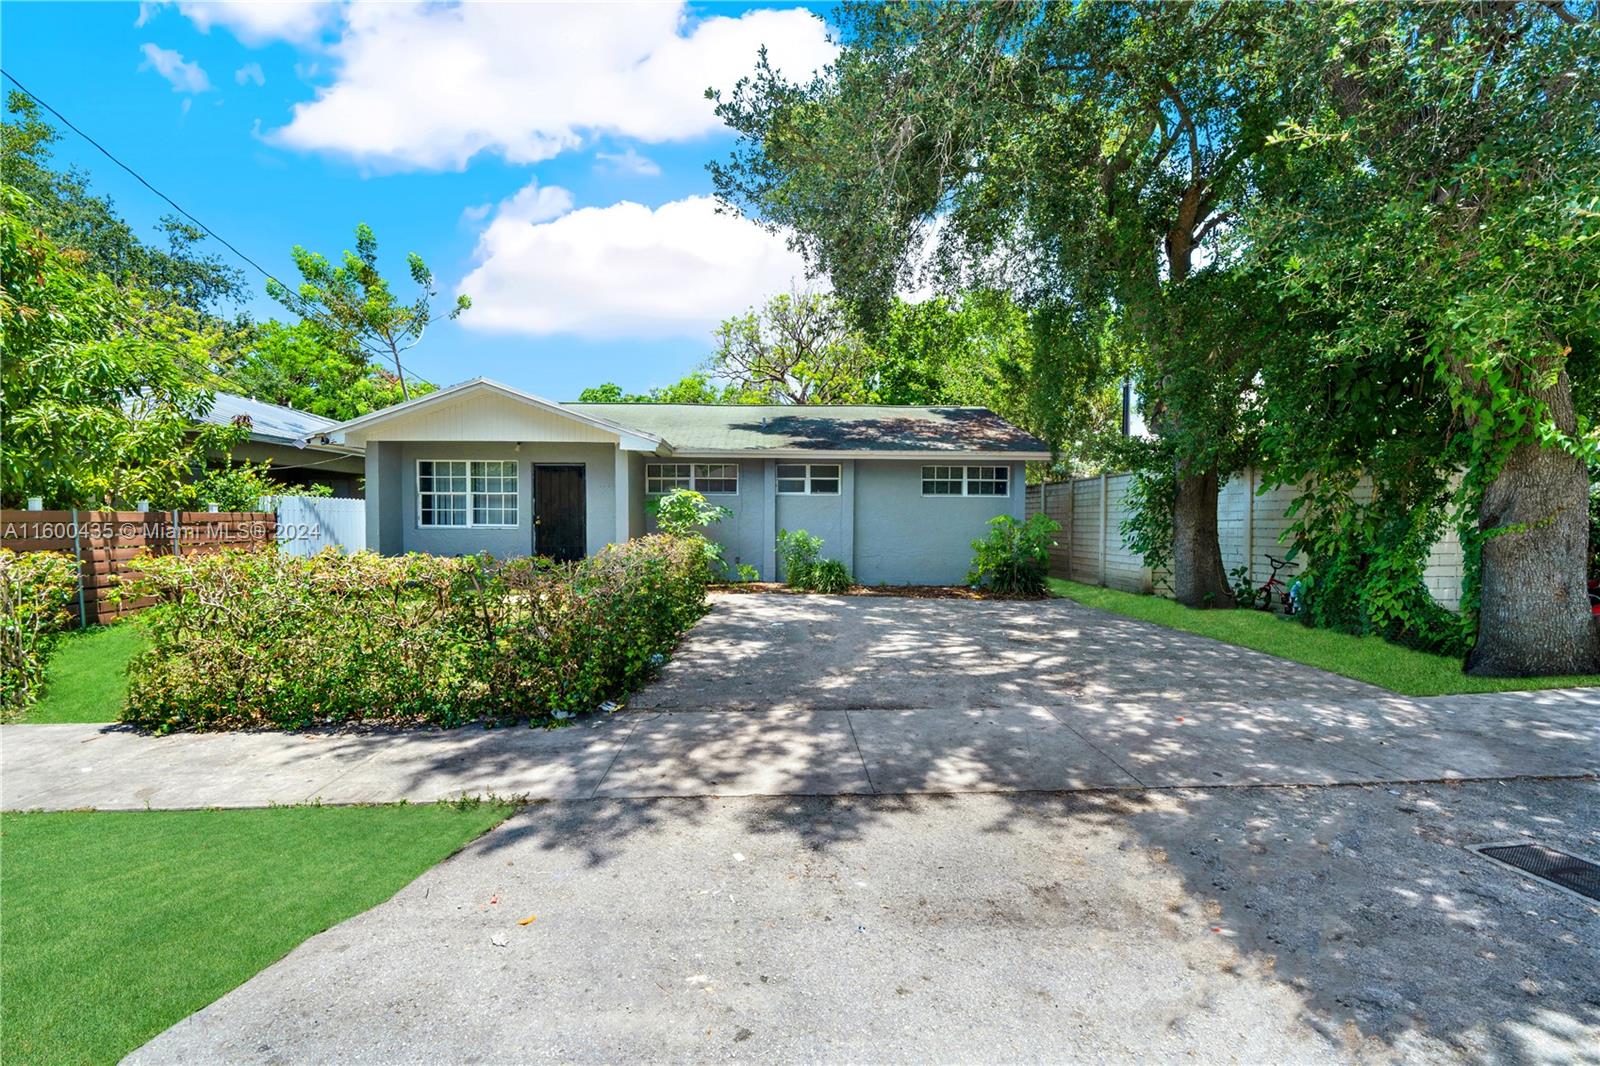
left=1, top=69, right=435, bottom=390
left=3, top=67, right=283, bottom=286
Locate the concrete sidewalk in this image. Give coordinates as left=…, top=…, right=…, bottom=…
left=4, top=687, right=1596, bottom=811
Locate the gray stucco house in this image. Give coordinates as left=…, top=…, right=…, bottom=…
left=315, top=378, right=1049, bottom=585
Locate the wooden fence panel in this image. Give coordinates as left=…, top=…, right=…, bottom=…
left=1028, top=467, right=1466, bottom=608
left=0, top=509, right=274, bottom=626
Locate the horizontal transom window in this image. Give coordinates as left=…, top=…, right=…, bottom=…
left=922, top=465, right=1009, bottom=497
left=645, top=462, right=740, bottom=495
left=775, top=463, right=841, bottom=495
left=418, top=459, right=519, bottom=527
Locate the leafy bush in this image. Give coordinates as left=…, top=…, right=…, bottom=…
left=171, top=460, right=331, bottom=511
left=733, top=563, right=760, bottom=583
left=967, top=514, right=1060, bottom=596
left=0, top=550, right=80, bottom=719
left=809, top=558, right=852, bottom=593
left=1289, top=492, right=1475, bottom=659
left=648, top=488, right=731, bottom=577
left=120, top=535, right=708, bottom=731
left=775, top=529, right=849, bottom=591
left=776, top=528, right=823, bottom=587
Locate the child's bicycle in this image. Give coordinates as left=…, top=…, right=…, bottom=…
left=1243, top=554, right=1299, bottom=615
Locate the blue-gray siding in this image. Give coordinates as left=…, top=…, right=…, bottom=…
left=370, top=444, right=1026, bottom=584
left=366, top=441, right=615, bottom=558
left=854, top=459, right=1025, bottom=584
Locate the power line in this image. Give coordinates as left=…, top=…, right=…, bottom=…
left=1, top=69, right=435, bottom=390
left=3, top=67, right=283, bottom=286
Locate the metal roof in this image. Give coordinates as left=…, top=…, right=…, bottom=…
left=569, top=403, right=1049, bottom=456
left=200, top=392, right=342, bottom=445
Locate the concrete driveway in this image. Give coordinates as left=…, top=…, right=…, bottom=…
left=633, top=592, right=1389, bottom=713
left=4, top=593, right=1597, bottom=810
left=10, top=592, right=1596, bottom=1064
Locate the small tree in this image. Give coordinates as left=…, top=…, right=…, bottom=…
left=648, top=488, right=732, bottom=578
left=226, top=319, right=419, bottom=420
left=0, top=188, right=242, bottom=508
left=268, top=224, right=470, bottom=402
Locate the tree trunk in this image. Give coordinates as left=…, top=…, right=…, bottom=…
left=1170, top=464, right=1236, bottom=609
left=1465, top=431, right=1600, bottom=677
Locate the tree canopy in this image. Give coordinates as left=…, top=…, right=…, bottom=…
left=267, top=224, right=469, bottom=404
left=2, top=93, right=244, bottom=314
left=0, top=188, right=243, bottom=508
left=712, top=0, right=1599, bottom=674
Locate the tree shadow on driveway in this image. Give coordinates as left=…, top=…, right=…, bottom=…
left=463, top=779, right=1600, bottom=1064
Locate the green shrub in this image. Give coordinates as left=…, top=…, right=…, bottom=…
left=647, top=488, right=731, bottom=578
left=775, top=529, right=850, bottom=591
left=967, top=514, right=1060, bottom=597
left=776, top=528, right=823, bottom=588
left=733, top=563, right=760, bottom=583
left=120, top=535, right=708, bottom=731
left=0, top=550, right=80, bottom=720
left=809, top=559, right=852, bottom=594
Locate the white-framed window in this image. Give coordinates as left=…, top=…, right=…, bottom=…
left=922, top=464, right=1010, bottom=497
left=692, top=463, right=739, bottom=494
left=776, top=463, right=841, bottom=495
left=645, top=462, right=740, bottom=495
left=645, top=463, right=692, bottom=494
left=417, top=459, right=519, bottom=527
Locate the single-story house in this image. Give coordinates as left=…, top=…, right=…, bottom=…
left=314, top=378, right=1050, bottom=584
left=199, top=392, right=366, bottom=498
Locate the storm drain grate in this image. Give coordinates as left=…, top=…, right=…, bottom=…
left=1470, top=842, right=1600, bottom=903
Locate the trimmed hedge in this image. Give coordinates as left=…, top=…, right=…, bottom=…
left=121, top=535, right=708, bottom=731
left=0, top=550, right=80, bottom=720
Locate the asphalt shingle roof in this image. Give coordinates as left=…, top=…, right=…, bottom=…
left=567, top=403, right=1047, bottom=455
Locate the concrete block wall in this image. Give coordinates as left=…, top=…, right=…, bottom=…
left=1026, top=467, right=1466, bottom=609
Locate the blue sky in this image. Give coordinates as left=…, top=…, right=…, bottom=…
left=3, top=1, right=838, bottom=399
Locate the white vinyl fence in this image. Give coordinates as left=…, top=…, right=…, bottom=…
left=264, top=495, right=367, bottom=556
left=1026, top=469, right=1466, bottom=610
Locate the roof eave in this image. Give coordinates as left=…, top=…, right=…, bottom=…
left=315, top=377, right=665, bottom=448
left=664, top=448, right=1053, bottom=462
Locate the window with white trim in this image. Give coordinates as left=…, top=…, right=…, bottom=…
left=417, top=459, right=519, bottom=527
left=692, top=463, right=739, bottom=494
left=645, top=463, right=691, bottom=494
left=645, top=462, right=739, bottom=495
left=921, top=465, right=1009, bottom=497
left=776, top=463, right=841, bottom=495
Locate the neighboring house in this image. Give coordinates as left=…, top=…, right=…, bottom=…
left=198, top=392, right=366, bottom=498
left=317, top=378, right=1050, bottom=584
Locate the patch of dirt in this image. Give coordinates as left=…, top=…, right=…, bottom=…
left=709, top=582, right=1043, bottom=601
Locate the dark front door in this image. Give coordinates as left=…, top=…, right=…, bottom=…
left=533, top=464, right=586, bottom=562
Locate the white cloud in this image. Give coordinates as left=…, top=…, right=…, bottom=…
left=595, top=147, right=662, bottom=178
left=457, top=186, right=814, bottom=339
left=223, top=2, right=835, bottom=170
left=234, top=62, right=266, bottom=86
left=177, top=1, right=335, bottom=45
left=139, top=44, right=212, bottom=93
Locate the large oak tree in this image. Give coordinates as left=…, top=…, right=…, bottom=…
left=1252, top=3, right=1599, bottom=675
left=712, top=1, right=1293, bottom=606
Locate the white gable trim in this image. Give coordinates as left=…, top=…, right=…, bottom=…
left=313, top=378, right=666, bottom=452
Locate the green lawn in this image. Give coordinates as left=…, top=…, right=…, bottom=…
left=24, top=622, right=148, bottom=724
left=1, top=803, right=512, bottom=1066
left=1049, top=578, right=1600, bottom=697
